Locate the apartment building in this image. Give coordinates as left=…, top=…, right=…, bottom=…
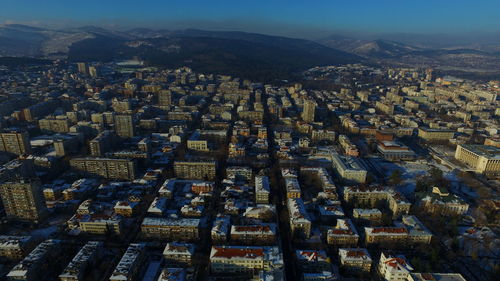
left=7, top=240, right=62, bottom=281
left=418, top=127, right=455, bottom=142
left=311, top=130, right=336, bottom=142
left=173, top=161, right=217, bottom=180
left=0, top=179, right=48, bottom=223
left=365, top=227, right=409, bottom=245
left=62, top=178, right=99, bottom=201
left=300, top=167, right=338, bottom=196
left=114, top=200, right=139, bottom=217
left=163, top=242, right=195, bottom=267
left=156, top=268, right=186, bottom=281
left=0, top=236, right=35, bottom=260
left=59, top=241, right=103, bottom=281
left=376, top=101, right=395, bottom=115
left=353, top=208, right=382, bottom=224
left=287, top=198, right=312, bottom=238
left=339, top=135, right=359, bottom=157
left=69, top=213, right=123, bottom=235
left=209, top=246, right=283, bottom=275
left=365, top=215, right=432, bottom=245
left=141, top=217, right=200, bottom=241
left=226, top=166, right=253, bottom=182
left=326, top=219, right=359, bottom=247
left=158, top=90, right=172, bottom=106
left=187, top=131, right=209, bottom=152
left=338, top=248, right=372, bottom=273
left=318, top=204, right=345, bottom=223
left=378, top=252, right=413, bottom=281
left=89, top=131, right=115, bottom=157
left=39, top=117, right=71, bottom=133
left=114, top=114, right=135, bottom=138
left=285, top=177, right=302, bottom=199
left=343, top=186, right=411, bottom=218
left=296, top=250, right=332, bottom=273
left=255, top=176, right=270, bottom=204
left=69, top=158, right=136, bottom=180
left=230, top=224, right=277, bottom=245
left=191, top=182, right=214, bottom=194
left=302, top=99, right=316, bottom=122
left=0, top=130, right=31, bottom=155
left=211, top=215, right=230, bottom=243
left=400, top=215, right=433, bottom=244
left=331, top=153, right=367, bottom=183
left=109, top=243, right=146, bottom=281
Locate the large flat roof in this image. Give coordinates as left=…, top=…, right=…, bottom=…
left=460, top=144, right=500, bottom=159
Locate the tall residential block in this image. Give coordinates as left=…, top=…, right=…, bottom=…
left=70, top=158, right=136, bottom=180
left=0, top=179, right=47, bottom=223
left=114, top=114, right=135, bottom=138
left=0, top=130, right=31, bottom=155
left=158, top=90, right=172, bottom=106
left=77, top=62, right=88, bottom=75
left=302, top=99, right=316, bottom=122
left=174, top=161, right=217, bottom=180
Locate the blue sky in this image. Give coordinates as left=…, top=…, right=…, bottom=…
left=1, top=0, right=499, bottom=38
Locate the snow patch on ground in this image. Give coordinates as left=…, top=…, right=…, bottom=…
left=31, top=225, right=58, bottom=238
left=142, top=261, right=161, bottom=281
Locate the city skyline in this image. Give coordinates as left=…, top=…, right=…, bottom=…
left=0, top=2, right=497, bottom=281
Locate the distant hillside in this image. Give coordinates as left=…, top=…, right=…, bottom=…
left=0, top=57, right=52, bottom=67
left=318, top=34, right=500, bottom=72
left=172, top=29, right=360, bottom=61
left=0, top=24, right=363, bottom=81
left=351, top=40, right=422, bottom=58
left=316, top=34, right=367, bottom=53
left=67, top=30, right=362, bottom=81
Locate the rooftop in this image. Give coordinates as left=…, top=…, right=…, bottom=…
left=110, top=243, right=145, bottom=280
left=366, top=227, right=408, bottom=235
left=339, top=248, right=371, bottom=262
left=142, top=217, right=201, bottom=227
left=210, top=246, right=283, bottom=266
left=296, top=250, right=329, bottom=263
left=8, top=240, right=61, bottom=278
left=459, top=144, right=500, bottom=159
left=59, top=241, right=102, bottom=279
left=409, top=273, right=466, bottom=281
left=0, top=236, right=32, bottom=249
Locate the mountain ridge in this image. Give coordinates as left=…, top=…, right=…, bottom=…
left=1, top=24, right=499, bottom=76
left=317, top=33, right=500, bottom=72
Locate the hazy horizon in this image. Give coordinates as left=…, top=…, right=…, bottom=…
left=2, top=0, right=500, bottom=41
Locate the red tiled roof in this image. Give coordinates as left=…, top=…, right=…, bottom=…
left=422, top=273, right=436, bottom=280
left=298, top=250, right=326, bottom=261
left=385, top=257, right=407, bottom=268
left=330, top=229, right=353, bottom=235
left=372, top=227, right=407, bottom=234
left=346, top=250, right=366, bottom=257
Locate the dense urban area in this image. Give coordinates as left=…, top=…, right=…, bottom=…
left=0, top=60, right=498, bottom=281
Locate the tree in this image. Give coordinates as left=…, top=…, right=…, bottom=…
left=450, top=237, right=460, bottom=253
left=415, top=179, right=430, bottom=193
left=389, top=169, right=403, bottom=186
left=447, top=217, right=459, bottom=237
left=429, top=167, right=443, bottom=183
left=430, top=247, right=440, bottom=268
left=366, top=174, right=375, bottom=184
